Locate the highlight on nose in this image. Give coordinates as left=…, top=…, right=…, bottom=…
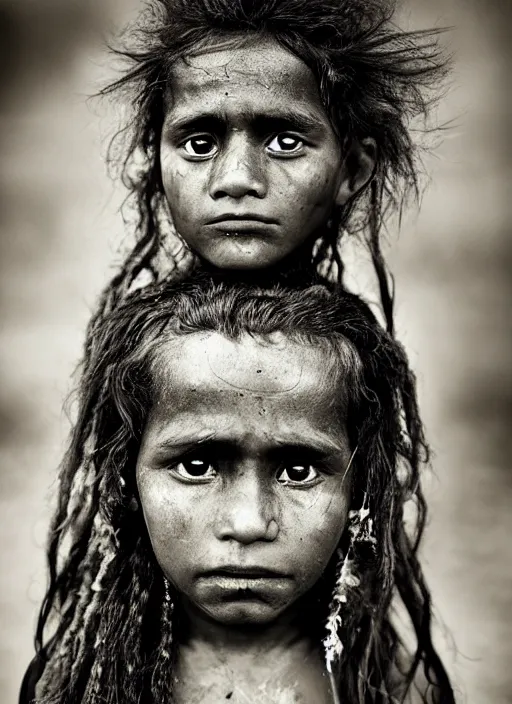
left=217, top=495, right=278, bottom=544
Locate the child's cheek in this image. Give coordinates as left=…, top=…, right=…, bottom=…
left=137, top=474, right=198, bottom=562
left=306, top=170, right=340, bottom=209
left=290, top=483, right=349, bottom=580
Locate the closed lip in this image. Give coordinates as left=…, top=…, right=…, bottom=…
left=207, top=214, right=278, bottom=225
left=200, top=566, right=288, bottom=578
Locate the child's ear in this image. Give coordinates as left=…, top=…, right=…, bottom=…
left=335, top=138, right=377, bottom=206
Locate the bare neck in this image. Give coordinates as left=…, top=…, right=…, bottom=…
left=196, top=240, right=321, bottom=288
left=181, top=597, right=305, bottom=650
left=172, top=603, right=335, bottom=704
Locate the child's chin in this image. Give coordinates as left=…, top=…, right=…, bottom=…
left=201, top=599, right=286, bottom=626
left=199, top=239, right=285, bottom=270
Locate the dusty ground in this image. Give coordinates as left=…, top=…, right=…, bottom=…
left=0, top=1, right=511, bottom=702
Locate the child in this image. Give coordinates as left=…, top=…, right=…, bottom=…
left=22, top=275, right=455, bottom=703
left=98, top=0, right=448, bottom=335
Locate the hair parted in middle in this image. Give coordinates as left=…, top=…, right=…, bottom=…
left=99, top=0, right=450, bottom=335
left=34, top=274, right=454, bottom=704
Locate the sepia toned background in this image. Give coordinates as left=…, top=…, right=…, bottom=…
left=0, top=0, right=511, bottom=702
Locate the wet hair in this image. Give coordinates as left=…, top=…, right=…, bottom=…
left=99, top=0, right=450, bottom=336
left=33, top=274, right=455, bottom=704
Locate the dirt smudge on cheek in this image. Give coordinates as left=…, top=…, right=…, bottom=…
left=145, top=493, right=193, bottom=550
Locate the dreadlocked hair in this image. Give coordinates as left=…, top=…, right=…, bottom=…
left=33, top=273, right=455, bottom=703
left=97, top=0, right=450, bottom=337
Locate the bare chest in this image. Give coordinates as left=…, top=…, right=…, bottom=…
left=172, top=657, right=334, bottom=704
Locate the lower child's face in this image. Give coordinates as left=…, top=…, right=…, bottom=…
left=136, top=332, right=352, bottom=627
left=160, top=37, right=346, bottom=269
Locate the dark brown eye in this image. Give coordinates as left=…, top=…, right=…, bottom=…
left=173, top=458, right=217, bottom=481
left=267, top=134, right=304, bottom=154
left=183, top=136, right=218, bottom=157
left=276, top=464, right=319, bottom=485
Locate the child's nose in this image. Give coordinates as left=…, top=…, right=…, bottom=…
left=209, top=134, right=267, bottom=200
left=215, top=470, right=279, bottom=545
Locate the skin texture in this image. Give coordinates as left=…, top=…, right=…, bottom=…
left=136, top=332, right=354, bottom=702
left=160, top=36, right=376, bottom=269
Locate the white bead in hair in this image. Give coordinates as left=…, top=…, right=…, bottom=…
left=323, top=490, right=376, bottom=677
left=324, top=549, right=361, bottom=674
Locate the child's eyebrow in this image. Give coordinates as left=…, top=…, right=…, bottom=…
left=269, top=440, right=346, bottom=462
left=149, top=432, right=218, bottom=454
left=252, top=109, right=326, bottom=134
left=148, top=434, right=346, bottom=463
left=165, top=109, right=327, bottom=137
left=252, top=111, right=327, bottom=136
left=165, top=113, right=226, bottom=137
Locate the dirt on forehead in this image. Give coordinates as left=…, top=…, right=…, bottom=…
left=166, top=34, right=318, bottom=98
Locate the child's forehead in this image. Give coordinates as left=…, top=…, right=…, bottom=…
left=176, top=35, right=304, bottom=78
left=151, top=331, right=338, bottom=397
left=146, top=332, right=351, bottom=448
left=165, top=35, right=322, bottom=108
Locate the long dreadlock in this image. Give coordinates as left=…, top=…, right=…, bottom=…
left=95, top=0, right=450, bottom=339
left=33, top=275, right=455, bottom=703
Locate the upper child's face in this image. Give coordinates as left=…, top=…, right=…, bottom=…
left=136, top=332, right=353, bottom=626
left=160, top=37, right=348, bottom=269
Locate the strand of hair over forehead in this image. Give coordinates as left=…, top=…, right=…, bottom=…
left=34, top=280, right=454, bottom=703
left=96, top=0, right=450, bottom=339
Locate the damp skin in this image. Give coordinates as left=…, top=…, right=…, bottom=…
left=160, top=36, right=375, bottom=270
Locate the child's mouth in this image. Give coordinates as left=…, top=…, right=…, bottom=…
left=206, top=215, right=278, bottom=237
left=216, top=223, right=276, bottom=236
left=197, top=568, right=291, bottom=595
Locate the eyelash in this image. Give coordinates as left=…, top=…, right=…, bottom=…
left=179, top=132, right=306, bottom=159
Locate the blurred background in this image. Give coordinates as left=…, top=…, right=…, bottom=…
left=0, top=0, right=510, bottom=702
